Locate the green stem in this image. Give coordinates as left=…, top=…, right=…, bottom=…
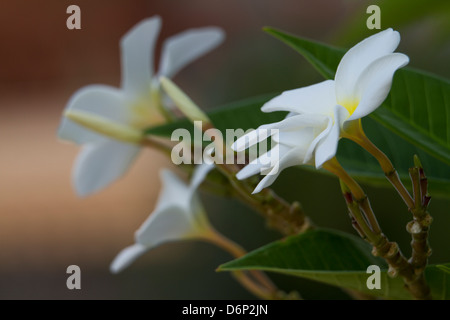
left=343, top=124, right=415, bottom=210
left=337, top=166, right=432, bottom=300
left=348, top=202, right=379, bottom=244
left=323, top=157, right=365, bottom=200
left=324, top=158, right=381, bottom=235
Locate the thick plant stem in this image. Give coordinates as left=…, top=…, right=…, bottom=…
left=408, top=220, right=432, bottom=272
left=372, top=235, right=431, bottom=300
left=338, top=173, right=432, bottom=299
left=344, top=194, right=432, bottom=299
left=407, top=163, right=433, bottom=275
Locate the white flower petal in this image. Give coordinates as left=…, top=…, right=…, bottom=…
left=253, top=145, right=304, bottom=194
left=155, top=166, right=213, bottom=222
left=232, top=129, right=271, bottom=152
left=261, top=80, right=336, bottom=116
left=274, top=128, right=311, bottom=146
left=112, top=167, right=213, bottom=273
left=138, top=169, right=211, bottom=242
left=110, top=244, right=147, bottom=274
left=58, top=85, right=127, bottom=144
left=348, top=53, right=409, bottom=121
left=303, top=116, right=333, bottom=165
left=235, top=161, right=266, bottom=181
left=285, top=112, right=296, bottom=118
left=272, top=114, right=328, bottom=147
left=158, top=27, right=225, bottom=78
left=314, top=105, right=349, bottom=168
left=272, top=113, right=328, bottom=130
left=335, top=28, right=400, bottom=105
left=232, top=114, right=325, bottom=152
left=252, top=175, right=275, bottom=194
left=121, top=16, right=161, bottom=97
left=73, top=139, right=140, bottom=196
left=235, top=145, right=280, bottom=180
left=153, top=167, right=211, bottom=232
left=235, top=113, right=331, bottom=184
left=135, top=205, right=194, bottom=247
left=155, top=170, right=192, bottom=212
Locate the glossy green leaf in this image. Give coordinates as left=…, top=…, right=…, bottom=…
left=263, top=27, right=344, bottom=80
left=218, top=228, right=450, bottom=300
left=264, top=27, right=450, bottom=168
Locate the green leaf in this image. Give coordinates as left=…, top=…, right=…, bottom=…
left=264, top=27, right=343, bottom=80
left=145, top=95, right=450, bottom=198
left=437, top=265, right=450, bottom=275
left=264, top=27, right=450, bottom=167
left=218, top=229, right=450, bottom=300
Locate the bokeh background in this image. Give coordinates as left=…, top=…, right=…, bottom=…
left=0, top=0, right=449, bottom=299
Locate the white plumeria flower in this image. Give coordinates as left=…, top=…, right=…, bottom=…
left=233, top=28, right=409, bottom=194
left=110, top=163, right=214, bottom=273
left=58, top=16, right=224, bottom=196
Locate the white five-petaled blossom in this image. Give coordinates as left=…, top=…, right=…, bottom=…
left=232, top=28, right=409, bottom=194
left=110, top=164, right=214, bottom=273
left=58, top=16, right=224, bottom=196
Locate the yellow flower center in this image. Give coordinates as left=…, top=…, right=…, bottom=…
left=342, top=100, right=359, bottom=116
left=129, top=89, right=167, bottom=130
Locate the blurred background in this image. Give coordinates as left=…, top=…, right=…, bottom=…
left=0, top=0, right=449, bottom=299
